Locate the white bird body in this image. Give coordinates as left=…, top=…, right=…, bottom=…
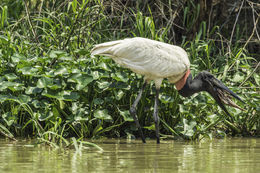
left=90, top=37, right=244, bottom=144
left=91, top=37, right=190, bottom=88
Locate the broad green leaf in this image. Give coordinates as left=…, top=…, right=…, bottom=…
left=94, top=109, right=112, bottom=120
left=11, top=53, right=26, bottom=63
left=54, top=66, right=68, bottom=76
left=48, top=78, right=62, bottom=90
left=25, top=87, right=43, bottom=94
left=98, top=62, right=111, bottom=71
left=0, top=94, right=17, bottom=103
left=74, top=49, right=88, bottom=55
left=18, top=94, right=31, bottom=104
left=119, top=110, right=133, bottom=122
left=93, top=98, right=104, bottom=105
left=5, top=73, right=18, bottom=81
left=233, top=73, right=244, bottom=82
left=68, top=73, right=81, bottom=83
left=0, top=81, right=23, bottom=91
left=52, top=107, right=60, bottom=118
left=38, top=111, right=53, bottom=121
left=42, top=89, right=61, bottom=99
left=97, top=81, right=110, bottom=89
left=179, top=104, right=188, bottom=113
left=112, top=71, right=128, bottom=82
left=111, top=82, right=131, bottom=90
left=2, top=112, right=15, bottom=126
left=31, top=99, right=44, bottom=108
left=61, top=91, right=79, bottom=101
left=49, top=50, right=66, bottom=59
left=160, top=94, right=174, bottom=103
left=59, top=56, right=73, bottom=61
left=92, top=71, right=100, bottom=80
left=18, top=66, right=38, bottom=76
left=115, top=90, right=124, bottom=100
left=37, top=77, right=53, bottom=88
left=182, top=119, right=197, bottom=137
left=68, top=74, right=93, bottom=89
left=76, top=75, right=93, bottom=90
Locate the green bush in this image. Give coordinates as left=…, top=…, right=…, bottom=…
left=0, top=0, right=259, bottom=145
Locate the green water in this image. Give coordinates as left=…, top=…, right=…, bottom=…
left=0, top=138, right=259, bottom=173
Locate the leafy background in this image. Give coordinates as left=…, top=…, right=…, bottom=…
left=0, top=0, right=259, bottom=146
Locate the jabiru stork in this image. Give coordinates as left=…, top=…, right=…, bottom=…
left=91, top=37, right=244, bottom=144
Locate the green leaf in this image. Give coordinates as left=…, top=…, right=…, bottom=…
left=97, top=81, right=110, bottom=89
left=93, top=98, right=104, bottom=105
left=94, top=109, right=112, bottom=120
left=253, top=73, right=259, bottom=86
left=37, top=77, right=53, bottom=88
left=112, top=71, right=129, bottom=82
left=74, top=49, right=88, bottom=55
left=233, top=73, right=244, bottom=82
left=144, top=124, right=155, bottom=130
left=38, top=111, right=54, bottom=121
left=160, top=94, right=174, bottom=103
left=0, top=81, right=23, bottom=92
left=2, top=112, right=16, bottom=126
left=25, top=87, right=42, bottom=94
left=0, top=35, right=8, bottom=43
left=76, top=76, right=93, bottom=90
left=42, top=89, right=61, bottom=99
left=0, top=94, right=18, bottom=103
left=61, top=91, right=79, bottom=101
left=18, top=94, right=31, bottom=104
left=115, top=90, right=124, bottom=100
left=54, top=66, right=68, bottom=76
left=0, top=122, right=14, bottom=139
left=49, top=50, right=66, bottom=59
left=11, top=53, right=26, bottom=63
left=48, top=78, right=62, bottom=90
left=119, top=109, right=133, bottom=121
left=18, top=66, right=38, bottom=76
left=98, top=62, right=111, bottom=71
left=92, top=71, right=100, bottom=80
left=68, top=74, right=93, bottom=90
left=5, top=73, right=18, bottom=81
left=68, top=73, right=81, bottom=83
left=182, top=119, right=197, bottom=137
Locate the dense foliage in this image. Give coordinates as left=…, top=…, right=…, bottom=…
left=0, top=0, right=259, bottom=146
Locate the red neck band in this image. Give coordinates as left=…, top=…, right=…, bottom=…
left=175, top=69, right=190, bottom=90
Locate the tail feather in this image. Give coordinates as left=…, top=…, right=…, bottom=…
left=91, top=40, right=123, bottom=57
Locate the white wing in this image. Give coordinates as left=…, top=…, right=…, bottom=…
left=91, top=37, right=190, bottom=83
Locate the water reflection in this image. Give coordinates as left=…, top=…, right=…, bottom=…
left=0, top=138, right=259, bottom=173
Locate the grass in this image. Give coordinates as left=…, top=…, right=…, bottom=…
left=0, top=0, right=259, bottom=147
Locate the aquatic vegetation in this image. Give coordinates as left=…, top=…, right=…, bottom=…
left=0, top=0, right=259, bottom=146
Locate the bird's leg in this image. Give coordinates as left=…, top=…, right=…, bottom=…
left=153, top=88, right=160, bottom=144
left=129, top=82, right=147, bottom=143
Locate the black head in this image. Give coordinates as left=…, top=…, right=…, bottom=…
left=178, top=71, right=245, bottom=118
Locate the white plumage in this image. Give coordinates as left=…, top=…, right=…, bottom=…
left=90, top=37, right=244, bottom=144
left=91, top=37, right=190, bottom=88
left=91, top=37, right=191, bottom=143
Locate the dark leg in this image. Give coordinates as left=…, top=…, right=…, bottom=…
left=129, top=82, right=147, bottom=143
left=153, top=88, right=160, bottom=144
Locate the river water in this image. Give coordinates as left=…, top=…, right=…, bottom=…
left=0, top=138, right=259, bottom=173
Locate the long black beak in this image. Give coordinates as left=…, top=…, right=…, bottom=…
left=202, top=71, right=245, bottom=119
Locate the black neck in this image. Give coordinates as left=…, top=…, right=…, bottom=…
left=178, top=73, right=204, bottom=97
